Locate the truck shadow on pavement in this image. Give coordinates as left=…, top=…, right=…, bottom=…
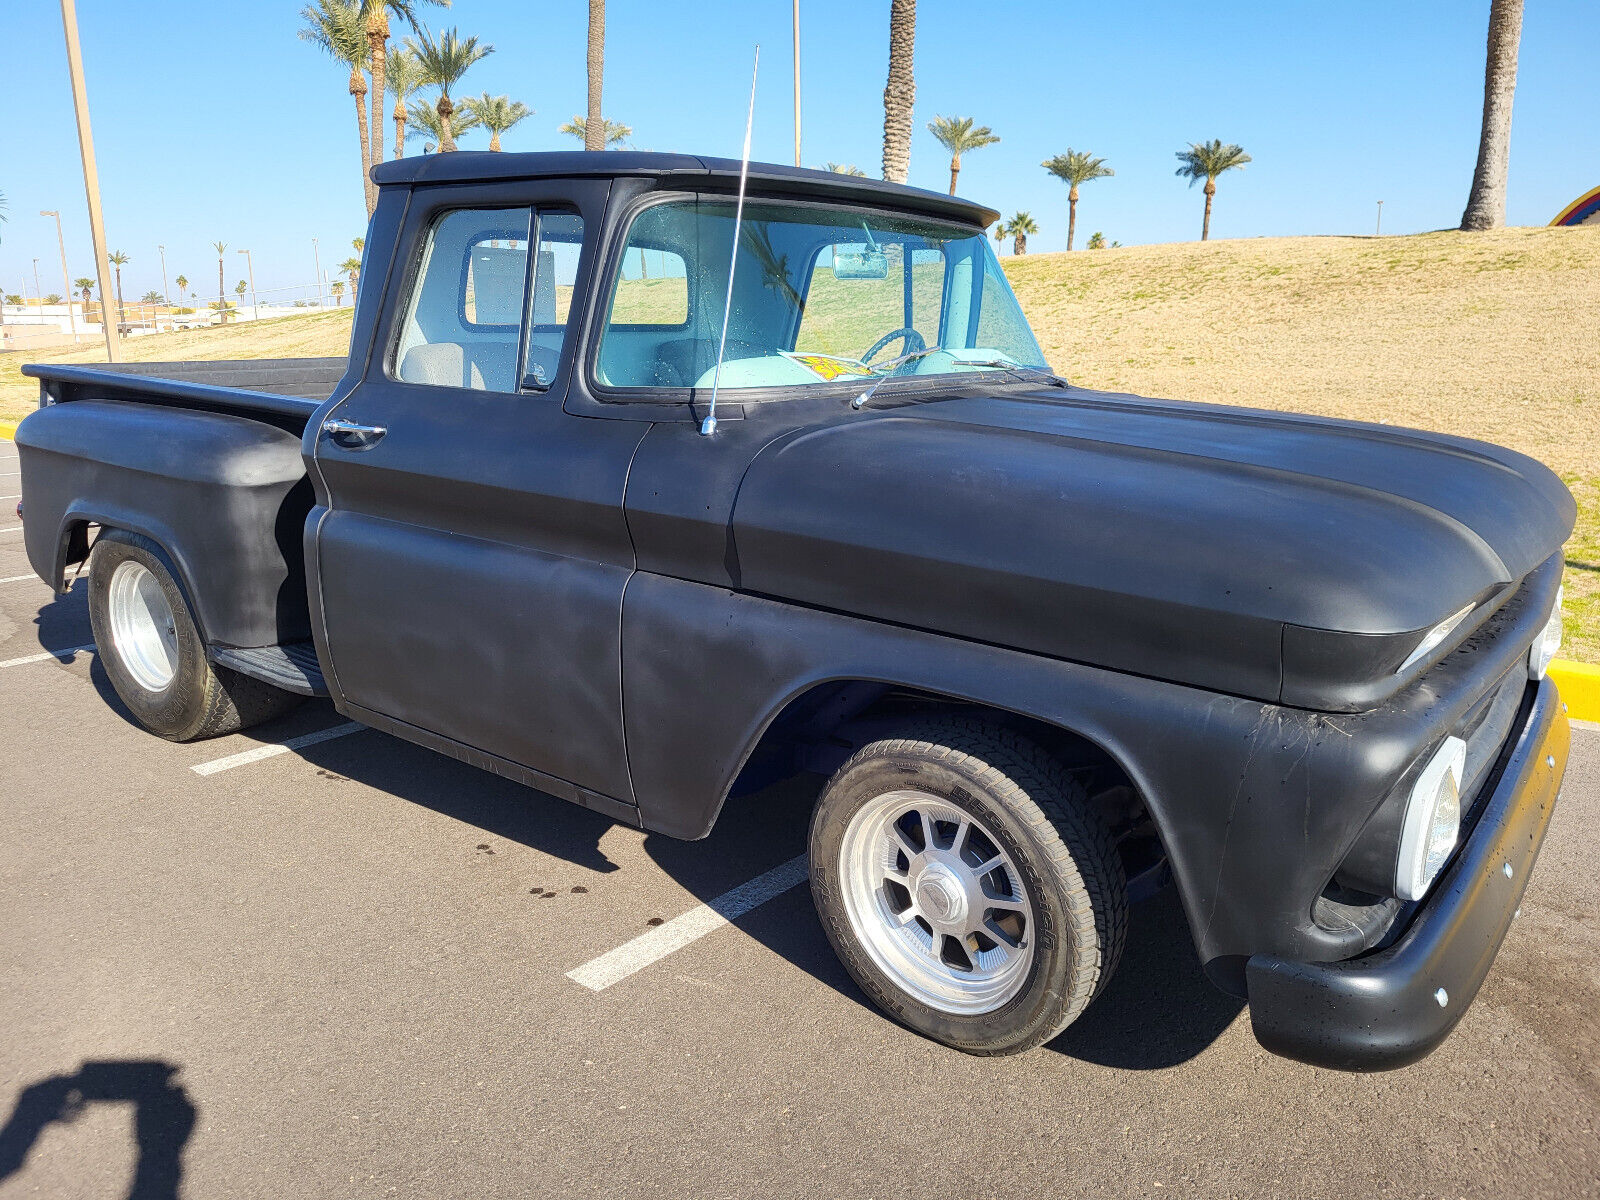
left=0, top=1059, right=196, bottom=1200
left=288, top=727, right=1245, bottom=1069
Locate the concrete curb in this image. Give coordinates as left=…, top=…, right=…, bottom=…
left=1551, top=660, right=1600, bottom=724
left=0, top=421, right=17, bottom=440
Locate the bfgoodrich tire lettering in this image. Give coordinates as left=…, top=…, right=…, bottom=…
left=88, top=530, right=300, bottom=741
left=809, top=716, right=1128, bottom=1055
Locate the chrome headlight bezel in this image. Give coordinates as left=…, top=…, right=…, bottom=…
left=1396, top=604, right=1476, bottom=675
left=1395, top=736, right=1466, bottom=902
left=1529, top=585, right=1563, bottom=680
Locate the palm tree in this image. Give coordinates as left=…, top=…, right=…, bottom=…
left=880, top=0, right=916, bottom=183
left=175, top=274, right=188, bottom=305
left=1005, top=212, right=1037, bottom=256
left=1461, top=0, right=1525, bottom=231
left=992, top=221, right=1007, bottom=255
left=387, top=46, right=425, bottom=160
left=465, top=93, right=531, bottom=151
left=332, top=280, right=347, bottom=306
left=339, top=256, right=362, bottom=297
left=927, top=116, right=999, bottom=196
left=1174, top=140, right=1251, bottom=241
left=106, top=250, right=131, bottom=327
left=558, top=115, right=630, bottom=148
left=407, top=98, right=480, bottom=151
left=1041, top=150, right=1113, bottom=251
left=360, top=0, right=449, bottom=177
left=405, top=26, right=493, bottom=153
left=823, top=162, right=866, bottom=176
left=213, top=241, right=228, bottom=322
left=75, top=277, right=96, bottom=322
left=235, top=280, right=248, bottom=315
left=585, top=0, right=605, bottom=151
left=299, top=0, right=377, bottom=216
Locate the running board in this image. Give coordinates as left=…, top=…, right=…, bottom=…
left=210, top=641, right=329, bottom=696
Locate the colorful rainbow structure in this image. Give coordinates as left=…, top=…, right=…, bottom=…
left=1550, top=185, right=1600, bottom=227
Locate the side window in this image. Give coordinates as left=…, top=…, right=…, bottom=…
left=395, top=207, right=532, bottom=393
left=524, top=211, right=585, bottom=389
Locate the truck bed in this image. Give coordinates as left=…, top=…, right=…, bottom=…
left=21, top=357, right=346, bottom=429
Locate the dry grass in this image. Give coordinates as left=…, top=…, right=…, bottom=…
left=0, top=309, right=356, bottom=420
left=4, top=226, right=1595, bottom=660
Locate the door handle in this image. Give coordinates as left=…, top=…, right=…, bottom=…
left=321, top=417, right=387, bottom=449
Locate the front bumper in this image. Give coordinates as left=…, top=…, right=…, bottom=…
left=1244, top=677, right=1569, bottom=1071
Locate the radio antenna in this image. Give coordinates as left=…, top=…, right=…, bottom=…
left=701, top=44, right=760, bottom=437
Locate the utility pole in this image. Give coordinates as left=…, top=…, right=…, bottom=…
left=32, top=259, right=43, bottom=313
left=1375, top=200, right=1384, bottom=236
left=41, top=211, right=76, bottom=336
left=792, top=0, right=802, bottom=167
left=238, top=248, right=257, bottom=320
left=157, top=243, right=170, bottom=327
left=312, top=237, right=323, bottom=306
left=58, top=0, right=121, bottom=360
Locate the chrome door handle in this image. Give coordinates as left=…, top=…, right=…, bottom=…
left=321, top=418, right=387, bottom=449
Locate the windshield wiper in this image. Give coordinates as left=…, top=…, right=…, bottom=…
left=954, top=359, right=1070, bottom=388
left=851, top=346, right=944, bottom=409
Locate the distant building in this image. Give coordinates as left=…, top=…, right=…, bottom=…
left=1551, top=185, right=1600, bottom=227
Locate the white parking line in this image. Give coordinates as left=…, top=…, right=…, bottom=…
left=0, top=573, right=44, bottom=584
left=566, top=855, right=809, bottom=992
left=0, top=643, right=95, bottom=669
left=0, top=527, right=22, bottom=535
left=191, top=721, right=366, bottom=776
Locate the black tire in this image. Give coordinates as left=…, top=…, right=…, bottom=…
left=88, top=530, right=300, bottom=742
left=809, top=716, right=1127, bottom=1055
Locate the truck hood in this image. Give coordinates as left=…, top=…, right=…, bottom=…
left=729, top=386, right=1575, bottom=709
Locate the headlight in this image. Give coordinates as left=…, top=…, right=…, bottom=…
left=1395, top=736, right=1466, bottom=901
left=1529, top=586, right=1563, bottom=680
left=1396, top=603, right=1475, bottom=674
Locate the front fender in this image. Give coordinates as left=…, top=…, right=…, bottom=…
left=620, top=572, right=1534, bottom=975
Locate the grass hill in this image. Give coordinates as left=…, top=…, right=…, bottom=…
left=4, top=226, right=1596, bottom=660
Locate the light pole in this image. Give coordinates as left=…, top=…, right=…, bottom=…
left=311, top=237, right=323, bottom=307
left=32, top=259, right=43, bottom=313
left=1375, top=200, right=1384, bottom=236
left=41, top=211, right=76, bottom=336
left=237, top=248, right=258, bottom=320
left=58, top=0, right=122, bottom=361
left=792, top=0, right=802, bottom=167
left=157, top=244, right=170, bottom=327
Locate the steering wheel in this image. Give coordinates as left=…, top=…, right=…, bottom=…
left=861, top=327, right=926, bottom=366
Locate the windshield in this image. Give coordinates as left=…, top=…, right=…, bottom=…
left=595, top=197, right=1047, bottom=392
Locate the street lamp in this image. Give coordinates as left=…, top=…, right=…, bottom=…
left=1375, top=200, right=1384, bottom=237
left=32, top=258, right=43, bottom=313
left=157, top=244, right=170, bottom=328
left=40, top=210, right=76, bottom=336
left=237, top=248, right=258, bottom=320
left=56, top=0, right=122, bottom=361
left=311, top=237, right=323, bottom=307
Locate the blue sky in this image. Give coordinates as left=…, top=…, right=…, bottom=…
left=3, top=1, right=1597, bottom=300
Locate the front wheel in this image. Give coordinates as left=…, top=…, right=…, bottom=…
left=809, top=717, right=1127, bottom=1055
left=88, top=530, right=300, bottom=741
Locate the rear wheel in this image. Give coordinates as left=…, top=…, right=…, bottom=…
left=809, top=717, right=1127, bottom=1055
left=88, top=530, right=300, bottom=741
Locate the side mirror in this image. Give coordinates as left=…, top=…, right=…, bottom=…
left=832, top=244, right=889, bottom=280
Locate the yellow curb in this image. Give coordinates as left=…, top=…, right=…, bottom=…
left=1551, top=659, right=1600, bottom=724
left=0, top=420, right=17, bottom=440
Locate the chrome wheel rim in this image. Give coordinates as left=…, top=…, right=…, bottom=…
left=108, top=560, right=179, bottom=692
left=838, top=790, right=1035, bottom=1014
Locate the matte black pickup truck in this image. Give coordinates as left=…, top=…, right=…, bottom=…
left=16, top=153, right=1574, bottom=1067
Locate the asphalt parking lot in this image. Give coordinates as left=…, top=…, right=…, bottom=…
left=2, top=433, right=1598, bottom=1200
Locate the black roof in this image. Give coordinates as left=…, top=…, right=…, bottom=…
left=371, top=151, right=1000, bottom=229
